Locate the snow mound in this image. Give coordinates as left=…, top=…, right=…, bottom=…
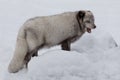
left=4, top=47, right=120, bottom=80
left=72, top=29, right=117, bottom=53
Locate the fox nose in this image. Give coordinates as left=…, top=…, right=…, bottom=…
left=94, top=25, right=96, bottom=29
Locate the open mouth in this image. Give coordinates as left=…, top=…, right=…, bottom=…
left=87, top=28, right=91, bottom=33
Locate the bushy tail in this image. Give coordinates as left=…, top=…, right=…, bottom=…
left=8, top=28, right=28, bottom=73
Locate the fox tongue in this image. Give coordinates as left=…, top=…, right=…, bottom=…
left=87, top=28, right=91, bottom=33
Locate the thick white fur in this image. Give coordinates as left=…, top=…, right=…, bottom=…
left=8, top=28, right=28, bottom=73
left=8, top=11, right=94, bottom=73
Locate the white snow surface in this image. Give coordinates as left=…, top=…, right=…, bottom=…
left=0, top=0, right=120, bottom=80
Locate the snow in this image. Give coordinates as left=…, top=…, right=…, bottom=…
left=0, top=0, right=120, bottom=80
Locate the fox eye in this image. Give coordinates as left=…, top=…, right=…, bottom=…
left=86, top=21, right=90, bottom=23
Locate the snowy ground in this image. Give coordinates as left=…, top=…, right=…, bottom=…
left=0, top=0, right=120, bottom=80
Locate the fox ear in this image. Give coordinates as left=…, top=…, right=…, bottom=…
left=77, top=11, right=85, bottom=21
